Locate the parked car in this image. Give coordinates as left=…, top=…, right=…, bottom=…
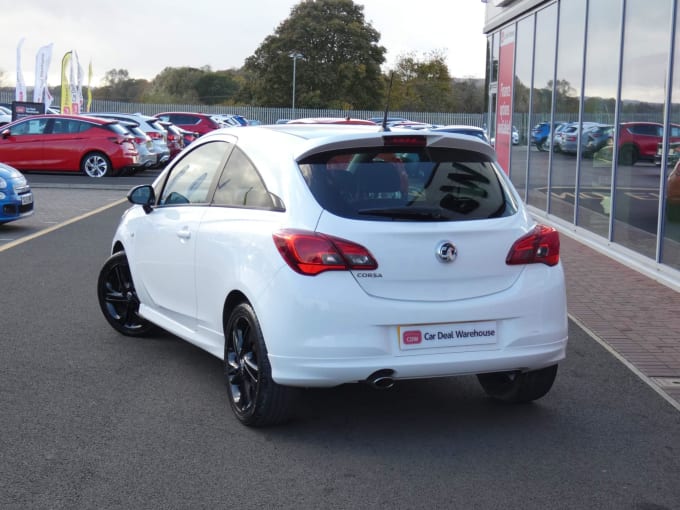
left=0, top=162, right=34, bottom=223
left=0, top=106, right=11, bottom=127
left=617, top=121, right=664, bottom=165
left=655, top=141, right=680, bottom=167
left=0, top=114, right=138, bottom=177
left=368, top=116, right=411, bottom=125
left=557, top=122, right=604, bottom=155
left=154, top=112, right=225, bottom=136
left=512, top=125, right=520, bottom=145
left=583, top=124, right=613, bottom=157
left=430, top=125, right=491, bottom=145
left=212, top=113, right=249, bottom=127
left=531, top=121, right=565, bottom=151
left=97, top=124, right=568, bottom=427
left=287, top=117, right=378, bottom=125
left=90, top=113, right=170, bottom=167
left=157, top=121, right=185, bottom=161
left=119, top=121, right=157, bottom=171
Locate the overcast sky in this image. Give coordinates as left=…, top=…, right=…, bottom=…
left=1, top=0, right=488, bottom=88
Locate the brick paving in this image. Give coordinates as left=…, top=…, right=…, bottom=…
left=559, top=234, right=680, bottom=408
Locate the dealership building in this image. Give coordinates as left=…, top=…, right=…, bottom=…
left=483, top=0, right=680, bottom=290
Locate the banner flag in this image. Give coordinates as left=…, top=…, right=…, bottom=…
left=33, top=43, right=53, bottom=104
left=16, top=38, right=27, bottom=101
left=69, top=51, right=80, bottom=114
left=77, top=58, right=84, bottom=112
left=86, top=60, right=93, bottom=113
left=60, top=51, right=72, bottom=113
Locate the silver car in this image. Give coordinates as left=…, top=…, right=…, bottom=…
left=119, top=121, right=158, bottom=171
left=90, top=112, right=170, bottom=167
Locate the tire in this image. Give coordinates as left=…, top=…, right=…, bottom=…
left=536, top=141, right=546, bottom=152
left=97, top=251, right=156, bottom=337
left=81, top=151, right=113, bottom=177
left=618, top=145, right=638, bottom=166
left=477, top=364, right=558, bottom=403
left=224, top=302, right=297, bottom=427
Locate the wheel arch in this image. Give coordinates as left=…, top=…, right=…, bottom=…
left=222, top=290, right=251, bottom=332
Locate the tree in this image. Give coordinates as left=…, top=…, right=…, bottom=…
left=195, top=71, right=240, bottom=105
left=243, top=0, right=386, bottom=109
left=389, top=50, right=457, bottom=112
left=96, top=68, right=150, bottom=102
left=144, top=66, right=207, bottom=103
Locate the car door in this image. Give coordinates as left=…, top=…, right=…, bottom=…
left=0, top=117, right=48, bottom=169
left=40, top=118, right=86, bottom=170
left=130, top=140, right=231, bottom=329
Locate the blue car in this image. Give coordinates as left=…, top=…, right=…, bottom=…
left=0, top=162, right=34, bottom=224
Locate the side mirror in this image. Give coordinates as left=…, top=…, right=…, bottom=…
left=127, top=184, right=156, bottom=214
left=2, top=129, right=10, bottom=139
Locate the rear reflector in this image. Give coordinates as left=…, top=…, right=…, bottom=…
left=273, top=229, right=378, bottom=276
left=506, top=225, right=560, bottom=266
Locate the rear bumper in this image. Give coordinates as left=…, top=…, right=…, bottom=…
left=256, top=264, right=568, bottom=388
left=269, top=337, right=567, bottom=387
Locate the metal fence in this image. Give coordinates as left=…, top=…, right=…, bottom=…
left=0, top=90, right=486, bottom=127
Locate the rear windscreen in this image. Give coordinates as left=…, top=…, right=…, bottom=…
left=298, top=147, right=517, bottom=221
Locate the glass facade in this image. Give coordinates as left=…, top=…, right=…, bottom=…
left=486, top=0, right=680, bottom=279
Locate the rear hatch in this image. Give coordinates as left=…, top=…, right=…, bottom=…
left=298, top=133, right=529, bottom=302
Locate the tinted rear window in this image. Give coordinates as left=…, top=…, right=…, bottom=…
left=299, top=147, right=516, bottom=221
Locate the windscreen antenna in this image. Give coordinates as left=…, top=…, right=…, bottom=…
left=381, top=72, right=395, bottom=132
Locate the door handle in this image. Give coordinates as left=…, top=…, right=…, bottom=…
left=177, top=228, right=191, bottom=240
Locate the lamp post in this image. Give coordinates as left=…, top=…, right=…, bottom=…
left=289, top=52, right=303, bottom=119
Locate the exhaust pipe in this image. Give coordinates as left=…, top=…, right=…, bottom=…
left=366, top=369, right=395, bottom=390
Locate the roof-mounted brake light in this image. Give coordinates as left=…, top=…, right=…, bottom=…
left=382, top=135, right=426, bottom=147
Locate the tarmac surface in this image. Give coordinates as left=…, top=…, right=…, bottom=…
left=558, top=232, right=680, bottom=410
left=7, top=173, right=680, bottom=413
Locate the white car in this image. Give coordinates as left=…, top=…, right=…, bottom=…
left=97, top=124, right=568, bottom=426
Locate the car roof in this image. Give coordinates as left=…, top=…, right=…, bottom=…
left=202, top=124, right=497, bottom=162
left=4, top=113, right=114, bottom=126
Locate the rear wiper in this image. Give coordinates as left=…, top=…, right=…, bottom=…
left=357, top=206, right=449, bottom=220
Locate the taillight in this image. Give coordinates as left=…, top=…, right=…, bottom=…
left=147, top=131, right=162, bottom=140
left=506, top=225, right=560, bottom=267
left=273, top=229, right=378, bottom=276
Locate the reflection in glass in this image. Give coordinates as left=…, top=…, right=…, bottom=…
left=662, top=9, right=680, bottom=270
left=550, top=0, right=586, bottom=223
left=613, top=0, right=672, bottom=258
left=577, top=0, right=621, bottom=238
left=527, top=4, right=557, bottom=210
left=510, top=15, right=534, bottom=200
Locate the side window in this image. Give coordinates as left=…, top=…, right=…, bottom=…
left=212, top=147, right=273, bottom=208
left=51, top=119, right=82, bottom=134
left=159, top=141, right=231, bottom=206
left=11, top=118, right=48, bottom=135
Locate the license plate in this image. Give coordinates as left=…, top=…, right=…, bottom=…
left=21, top=193, right=33, bottom=205
left=398, top=320, right=498, bottom=350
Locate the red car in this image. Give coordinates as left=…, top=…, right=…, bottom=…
left=617, top=122, right=664, bottom=165
left=0, top=114, right=139, bottom=177
left=154, top=112, right=223, bottom=136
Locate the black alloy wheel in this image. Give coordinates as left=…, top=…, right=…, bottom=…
left=224, top=303, right=297, bottom=427
left=97, top=251, right=156, bottom=337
